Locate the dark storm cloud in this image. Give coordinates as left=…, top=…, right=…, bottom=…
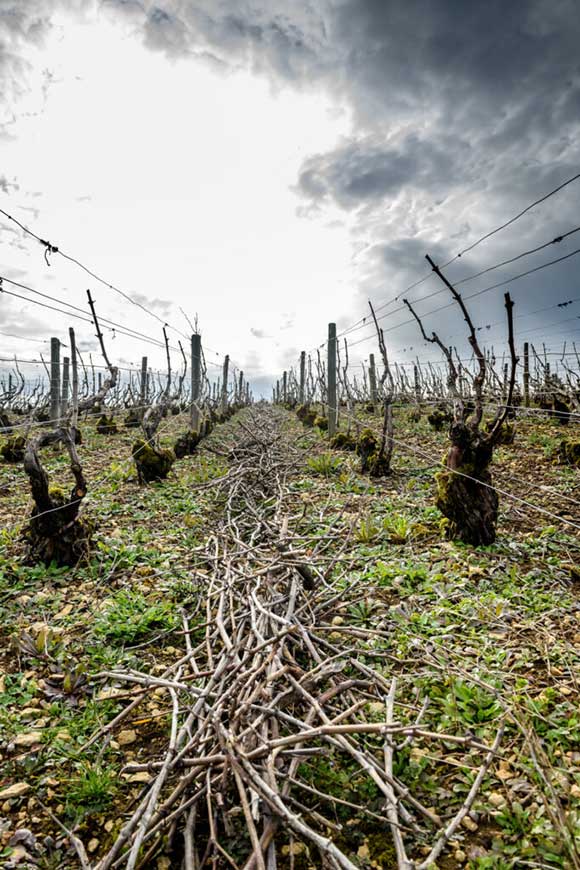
left=287, top=0, right=580, bottom=236
left=296, top=134, right=465, bottom=212
left=143, top=1, right=329, bottom=78
left=323, top=0, right=580, bottom=173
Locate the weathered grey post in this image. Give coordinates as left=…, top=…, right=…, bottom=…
left=369, top=353, right=378, bottom=408
left=61, top=356, right=70, bottom=415
left=238, top=370, right=244, bottom=404
left=413, top=364, right=420, bottom=402
left=98, top=372, right=102, bottom=390
left=327, top=322, right=337, bottom=436
left=191, top=334, right=201, bottom=431
left=50, top=337, right=61, bottom=426
left=523, top=342, right=530, bottom=407
left=221, top=355, right=229, bottom=415
left=140, top=356, right=148, bottom=408
left=299, top=351, right=306, bottom=404
left=69, top=328, right=79, bottom=429
left=282, top=370, right=287, bottom=404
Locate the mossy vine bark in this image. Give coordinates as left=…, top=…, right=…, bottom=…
left=356, top=428, right=391, bottom=477
left=23, top=427, right=90, bottom=566
left=1, top=435, right=26, bottom=463
left=436, top=423, right=499, bottom=546
left=132, top=439, right=175, bottom=483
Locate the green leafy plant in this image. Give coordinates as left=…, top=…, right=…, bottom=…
left=496, top=801, right=531, bottom=837
left=383, top=513, right=413, bottom=543
left=307, top=452, right=342, bottom=477
left=348, top=598, right=379, bottom=626
left=93, top=589, right=176, bottom=645
left=356, top=516, right=380, bottom=543
left=443, top=680, right=502, bottom=728
left=66, top=763, right=118, bottom=817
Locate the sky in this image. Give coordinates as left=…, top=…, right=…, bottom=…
left=1, top=0, right=579, bottom=397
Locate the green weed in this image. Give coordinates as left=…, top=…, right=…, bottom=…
left=382, top=513, right=413, bottom=543
left=443, top=680, right=503, bottom=729
left=307, top=452, right=342, bottom=477
left=356, top=516, right=380, bottom=543
left=66, top=763, right=118, bottom=818
left=93, top=589, right=176, bottom=645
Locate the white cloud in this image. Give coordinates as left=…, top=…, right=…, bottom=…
left=0, top=6, right=352, bottom=390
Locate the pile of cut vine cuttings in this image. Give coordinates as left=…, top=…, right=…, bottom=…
left=0, top=406, right=579, bottom=870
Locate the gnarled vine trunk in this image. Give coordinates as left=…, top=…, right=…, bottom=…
left=133, top=327, right=175, bottom=483
left=23, top=427, right=90, bottom=566
left=436, top=422, right=498, bottom=546
left=407, top=265, right=518, bottom=548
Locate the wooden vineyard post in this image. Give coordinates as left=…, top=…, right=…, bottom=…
left=282, top=370, right=287, bottom=404
left=61, top=356, right=70, bottom=416
left=69, top=328, right=79, bottom=430
left=238, top=370, right=244, bottom=404
left=523, top=342, right=530, bottom=407
left=369, top=353, right=378, bottom=409
left=299, top=351, right=306, bottom=404
left=414, top=364, right=420, bottom=403
left=221, top=354, right=229, bottom=415
left=191, top=334, right=201, bottom=431
left=140, top=356, right=148, bottom=409
left=50, top=337, right=61, bottom=426
left=327, top=322, right=337, bottom=437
